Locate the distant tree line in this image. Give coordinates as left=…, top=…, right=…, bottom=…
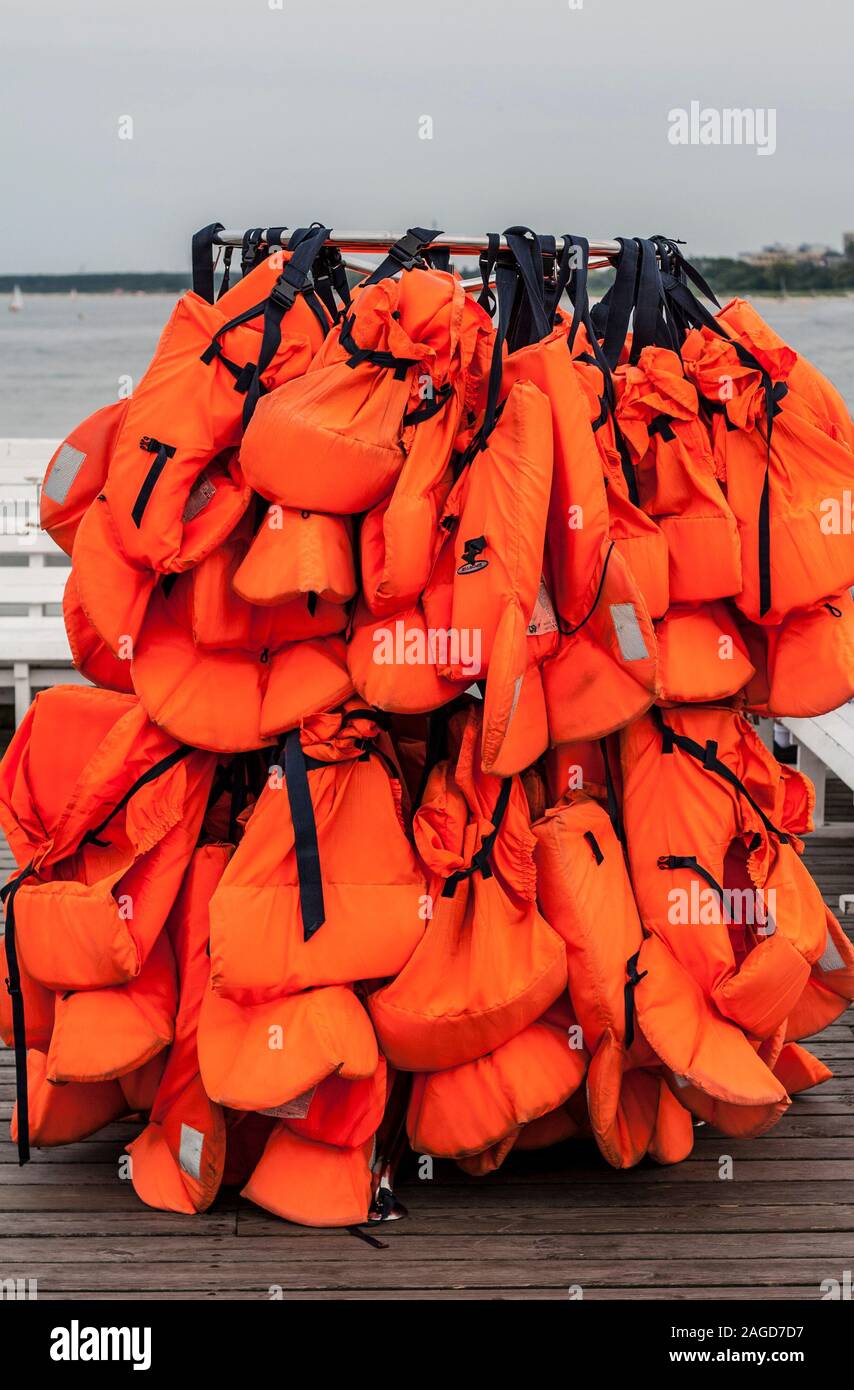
left=3, top=258, right=854, bottom=298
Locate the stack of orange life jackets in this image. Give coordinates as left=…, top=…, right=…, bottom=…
left=2, top=222, right=853, bottom=1228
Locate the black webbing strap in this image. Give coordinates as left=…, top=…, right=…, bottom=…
left=614, top=421, right=641, bottom=507
left=651, top=706, right=789, bottom=842
left=599, top=733, right=627, bottom=848
left=131, top=436, right=175, bottom=528
left=623, top=949, right=648, bottom=1050
left=339, top=316, right=421, bottom=378
left=441, top=777, right=513, bottom=898
left=403, top=381, right=453, bottom=426
left=630, top=238, right=663, bottom=364
left=81, top=744, right=194, bottom=848
left=361, top=227, right=440, bottom=286
left=282, top=730, right=325, bottom=941
left=1, top=862, right=36, bottom=1164
left=240, top=223, right=332, bottom=428
left=477, top=233, right=500, bottom=315
left=561, top=235, right=617, bottom=415
left=313, top=245, right=351, bottom=322
left=591, top=237, right=640, bottom=370
left=217, top=247, right=234, bottom=300
left=477, top=228, right=552, bottom=446
left=657, top=273, right=786, bottom=616
left=656, top=853, right=731, bottom=923
left=241, top=228, right=267, bottom=277
left=426, top=246, right=452, bottom=273
left=191, top=222, right=225, bottom=303
left=584, top=830, right=604, bottom=865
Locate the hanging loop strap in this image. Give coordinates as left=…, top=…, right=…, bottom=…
left=281, top=730, right=325, bottom=941
left=361, top=227, right=441, bottom=286
left=191, top=222, right=225, bottom=303
left=241, top=223, right=332, bottom=428
left=1, top=862, right=36, bottom=1165
left=590, top=237, right=640, bottom=370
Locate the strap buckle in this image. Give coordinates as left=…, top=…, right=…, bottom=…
left=387, top=231, right=429, bottom=272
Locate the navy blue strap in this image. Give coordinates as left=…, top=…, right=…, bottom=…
left=191, top=222, right=225, bottom=303
left=282, top=730, right=325, bottom=941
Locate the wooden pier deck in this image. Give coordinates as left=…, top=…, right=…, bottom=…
left=1, top=833, right=852, bottom=1302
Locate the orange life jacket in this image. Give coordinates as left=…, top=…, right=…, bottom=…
left=492, top=236, right=660, bottom=742
left=207, top=704, right=425, bottom=999
left=240, top=230, right=487, bottom=516
left=368, top=704, right=566, bottom=1070
left=620, top=704, right=854, bottom=1132
left=127, top=843, right=232, bottom=1215
left=129, top=515, right=353, bottom=752
left=680, top=296, right=854, bottom=623
left=0, top=686, right=216, bottom=1161
left=737, top=592, right=854, bottom=718
left=67, top=229, right=336, bottom=657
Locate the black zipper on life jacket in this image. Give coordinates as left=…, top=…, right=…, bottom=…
left=1, top=862, right=36, bottom=1165
left=131, top=437, right=176, bottom=528
left=442, top=777, right=513, bottom=898
left=657, top=853, right=732, bottom=924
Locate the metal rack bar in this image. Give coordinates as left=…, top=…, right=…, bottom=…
left=213, top=228, right=622, bottom=259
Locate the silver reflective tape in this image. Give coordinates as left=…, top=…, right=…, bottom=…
left=610, top=602, right=649, bottom=662
left=43, top=443, right=87, bottom=505
left=178, top=1123, right=204, bottom=1180
left=258, top=1085, right=316, bottom=1120
left=820, top=935, right=847, bottom=972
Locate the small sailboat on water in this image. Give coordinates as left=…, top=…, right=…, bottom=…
left=8, top=284, right=23, bottom=312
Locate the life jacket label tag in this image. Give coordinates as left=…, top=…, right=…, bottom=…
left=528, top=578, right=558, bottom=636
left=182, top=471, right=216, bottom=523
left=43, top=443, right=87, bottom=505
left=610, top=602, right=649, bottom=662
left=259, top=1085, right=316, bottom=1120
left=178, top=1123, right=204, bottom=1180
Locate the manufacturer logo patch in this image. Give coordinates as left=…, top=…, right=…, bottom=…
left=458, top=535, right=488, bottom=575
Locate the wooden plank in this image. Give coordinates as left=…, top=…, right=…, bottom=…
left=0, top=1258, right=843, bottom=1292
left=234, top=1202, right=854, bottom=1236
left=21, top=1286, right=832, bottom=1300
left=2, top=1180, right=851, bottom=1214
left=0, top=1232, right=850, bottom=1267
left=0, top=1211, right=237, bottom=1237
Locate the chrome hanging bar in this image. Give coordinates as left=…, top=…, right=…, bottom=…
left=213, top=228, right=622, bottom=260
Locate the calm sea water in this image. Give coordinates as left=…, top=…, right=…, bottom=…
left=1, top=291, right=853, bottom=437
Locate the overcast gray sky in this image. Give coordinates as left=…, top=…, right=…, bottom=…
left=3, top=0, right=852, bottom=272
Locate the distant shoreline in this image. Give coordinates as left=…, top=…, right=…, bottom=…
left=3, top=264, right=854, bottom=298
